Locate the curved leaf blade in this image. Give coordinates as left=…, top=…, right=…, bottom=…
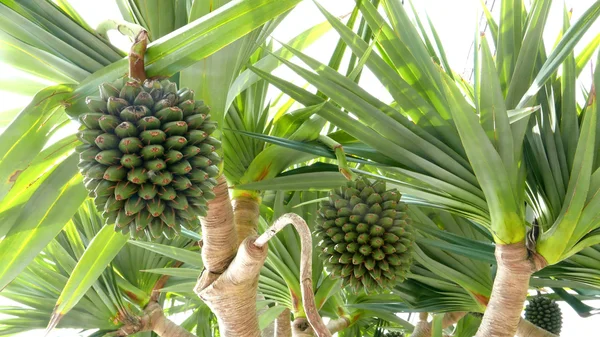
left=68, top=0, right=301, bottom=116
left=0, top=154, right=86, bottom=290
left=47, top=225, right=129, bottom=332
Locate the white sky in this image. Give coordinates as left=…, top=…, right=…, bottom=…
left=2, top=0, right=600, bottom=336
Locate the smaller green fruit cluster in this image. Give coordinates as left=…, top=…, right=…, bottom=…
left=524, top=296, right=562, bottom=335
left=383, top=331, right=404, bottom=337
left=315, top=178, right=415, bottom=293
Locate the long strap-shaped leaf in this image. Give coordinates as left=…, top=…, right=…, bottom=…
left=0, top=84, right=75, bottom=202
left=518, top=1, right=600, bottom=108
left=68, top=0, right=301, bottom=115
left=128, top=240, right=203, bottom=267
left=47, top=225, right=129, bottom=332
left=442, top=74, right=524, bottom=244
left=0, top=154, right=86, bottom=290
left=226, top=20, right=332, bottom=110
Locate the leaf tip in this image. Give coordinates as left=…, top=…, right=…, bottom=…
left=45, top=310, right=63, bottom=336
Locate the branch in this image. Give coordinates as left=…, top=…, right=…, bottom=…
left=255, top=213, right=331, bottom=337
left=516, top=319, right=559, bottom=337
left=113, top=301, right=197, bottom=337
left=292, top=316, right=350, bottom=336
left=195, top=238, right=268, bottom=337
left=151, top=261, right=183, bottom=302
left=276, top=308, right=292, bottom=337
left=129, top=30, right=148, bottom=82
left=198, top=175, right=238, bottom=288
left=326, top=317, right=351, bottom=334
left=410, top=312, right=467, bottom=337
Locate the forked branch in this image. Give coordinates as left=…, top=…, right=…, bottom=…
left=255, top=213, right=331, bottom=337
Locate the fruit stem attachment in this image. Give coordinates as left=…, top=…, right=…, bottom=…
left=318, top=135, right=357, bottom=181
left=129, top=30, right=148, bottom=82
left=255, top=213, right=331, bottom=337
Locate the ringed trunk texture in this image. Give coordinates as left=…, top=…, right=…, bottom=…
left=200, top=175, right=237, bottom=274
left=516, top=319, right=559, bottom=337
left=275, top=308, right=292, bottom=337
left=196, top=175, right=266, bottom=336
left=233, top=196, right=260, bottom=245
left=196, top=238, right=268, bottom=337
left=475, top=241, right=546, bottom=337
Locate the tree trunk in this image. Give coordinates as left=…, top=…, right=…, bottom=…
left=233, top=195, right=260, bottom=245
left=196, top=238, right=268, bottom=336
left=516, top=319, right=559, bottom=337
left=200, top=175, right=237, bottom=274
left=275, top=308, right=292, bottom=337
left=195, top=175, right=266, bottom=336
left=475, top=241, right=546, bottom=337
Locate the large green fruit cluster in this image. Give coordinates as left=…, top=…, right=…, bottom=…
left=524, top=295, right=562, bottom=335
left=76, top=77, right=221, bottom=239
left=315, top=178, right=415, bottom=293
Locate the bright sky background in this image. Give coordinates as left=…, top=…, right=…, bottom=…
left=2, top=0, right=600, bottom=336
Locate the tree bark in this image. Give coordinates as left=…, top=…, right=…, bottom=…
left=516, top=319, right=559, bottom=337
left=326, top=317, right=350, bottom=334
left=200, top=175, right=238, bottom=275
left=195, top=238, right=268, bottom=337
left=475, top=241, right=546, bottom=337
left=410, top=312, right=466, bottom=337
left=145, top=302, right=197, bottom=337
left=233, top=195, right=260, bottom=245
left=292, top=318, right=316, bottom=337
left=276, top=308, right=292, bottom=337
left=255, top=213, right=331, bottom=337
left=114, top=301, right=196, bottom=337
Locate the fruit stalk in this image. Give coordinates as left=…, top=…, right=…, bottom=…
left=129, top=30, right=148, bottom=82
left=475, top=241, right=546, bottom=337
